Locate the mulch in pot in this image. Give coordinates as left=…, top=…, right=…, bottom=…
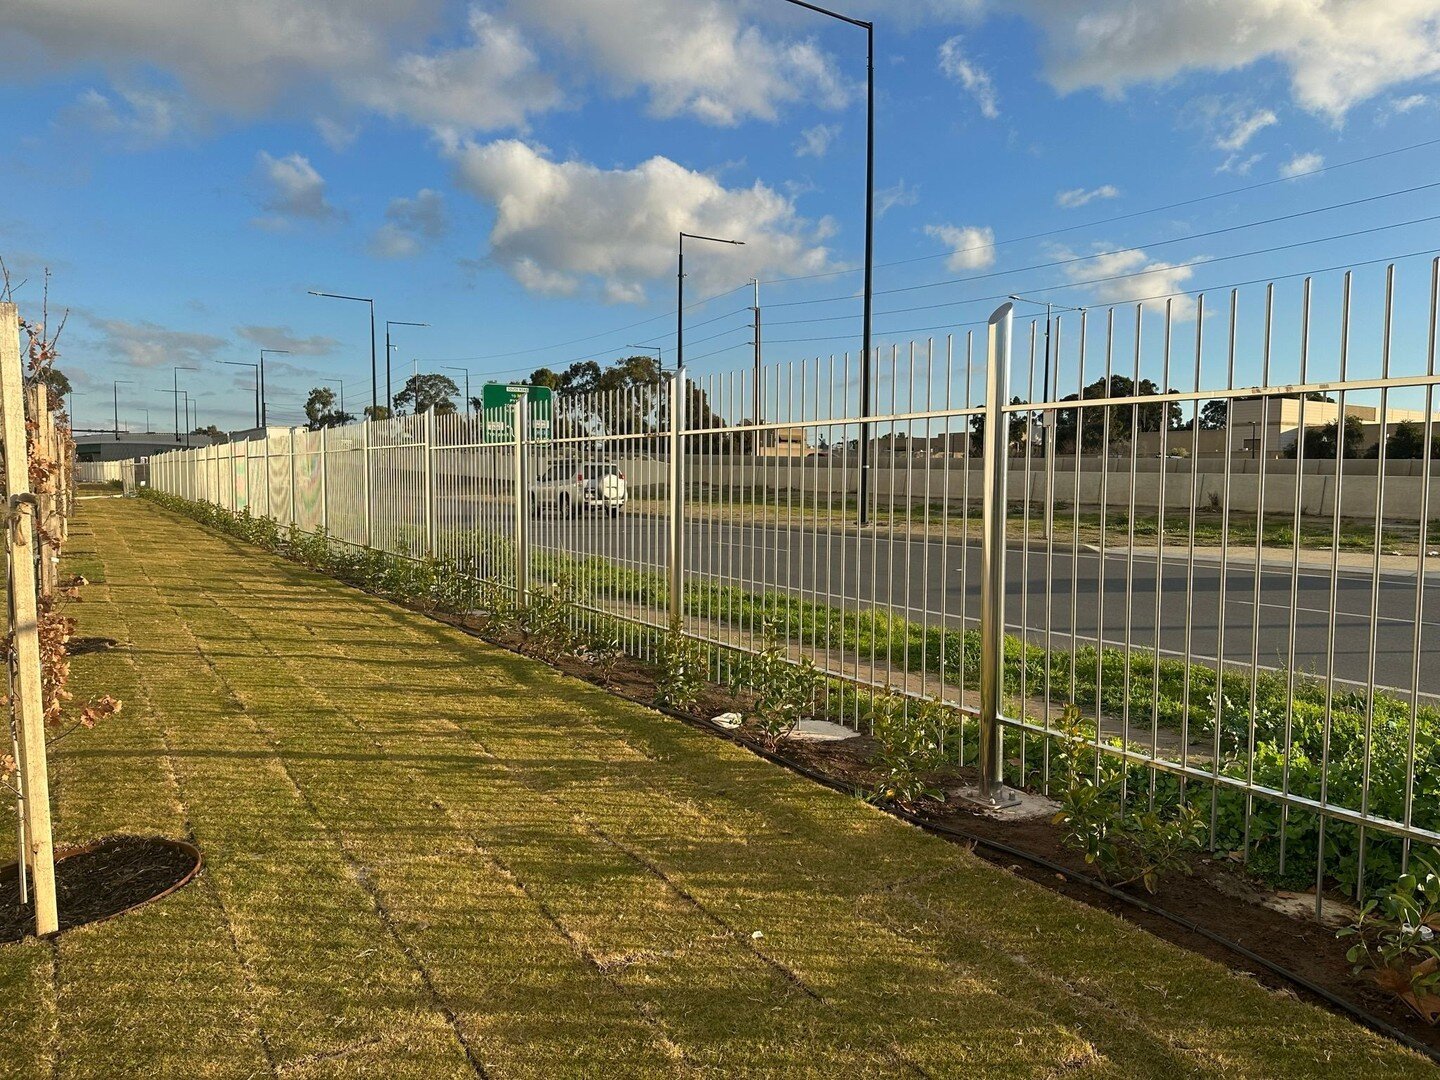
left=0, top=835, right=201, bottom=943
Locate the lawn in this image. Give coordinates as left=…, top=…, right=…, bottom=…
left=0, top=496, right=1430, bottom=1077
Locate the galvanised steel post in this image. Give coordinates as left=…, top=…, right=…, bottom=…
left=979, top=302, right=1017, bottom=805
left=667, top=368, right=686, bottom=625
left=319, top=425, right=328, bottom=534
left=289, top=428, right=298, bottom=526
left=511, top=399, right=529, bottom=608
left=362, top=420, right=373, bottom=548
left=423, top=409, right=436, bottom=556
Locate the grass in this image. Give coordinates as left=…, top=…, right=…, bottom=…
left=3, top=497, right=1431, bottom=1076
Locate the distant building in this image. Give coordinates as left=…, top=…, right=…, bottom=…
left=73, top=430, right=220, bottom=463
left=757, top=427, right=810, bottom=457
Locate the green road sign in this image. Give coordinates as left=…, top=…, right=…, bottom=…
left=481, top=383, right=552, bottom=442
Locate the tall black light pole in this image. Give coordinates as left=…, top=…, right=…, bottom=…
left=215, top=360, right=261, bottom=428
left=443, top=366, right=471, bottom=412
left=308, top=290, right=377, bottom=417
left=677, top=232, right=745, bottom=373
left=321, top=375, right=346, bottom=417
left=781, top=0, right=873, bottom=522
left=386, top=320, right=429, bottom=415
left=259, top=349, right=289, bottom=428
left=171, top=365, right=198, bottom=442
left=112, top=379, right=134, bottom=439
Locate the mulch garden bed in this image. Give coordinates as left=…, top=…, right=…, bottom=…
left=0, top=836, right=201, bottom=943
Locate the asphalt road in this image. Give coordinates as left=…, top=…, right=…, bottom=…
left=518, top=509, right=1440, bottom=698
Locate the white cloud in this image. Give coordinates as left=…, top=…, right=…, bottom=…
left=876, top=180, right=919, bottom=217
left=937, top=35, right=999, bottom=119
left=796, top=123, right=839, bottom=159
left=65, top=84, right=197, bottom=145
left=315, top=117, right=359, bottom=151
left=1280, top=151, right=1324, bottom=178
left=18, top=1, right=853, bottom=140
left=369, top=189, right=447, bottom=258
left=4, top=0, right=410, bottom=114
left=1060, top=245, right=1200, bottom=319
left=350, top=9, right=561, bottom=138
left=512, top=0, right=849, bottom=125
left=1215, top=107, right=1277, bottom=152
left=254, top=151, right=337, bottom=226
left=236, top=325, right=341, bottom=356
left=89, top=316, right=226, bottom=368
left=923, top=224, right=995, bottom=271
left=1055, top=184, right=1119, bottom=209
left=1218, top=152, right=1263, bottom=176
left=1016, top=0, right=1440, bottom=120
left=450, top=139, right=830, bottom=301
left=1388, top=92, right=1431, bottom=114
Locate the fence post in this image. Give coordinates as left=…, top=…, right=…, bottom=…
left=362, top=420, right=373, bottom=548
left=319, top=426, right=328, bottom=534
left=423, top=410, right=435, bottom=556
left=975, top=302, right=1019, bottom=808
left=511, top=401, right=528, bottom=608
left=667, top=369, right=686, bottom=625
left=0, top=302, right=58, bottom=935
left=289, top=428, right=298, bottom=526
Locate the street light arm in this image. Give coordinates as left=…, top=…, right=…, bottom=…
left=308, top=290, right=373, bottom=305
left=778, top=0, right=870, bottom=29
left=680, top=233, right=746, bottom=246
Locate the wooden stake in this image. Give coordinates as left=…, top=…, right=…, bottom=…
left=1, top=302, right=57, bottom=936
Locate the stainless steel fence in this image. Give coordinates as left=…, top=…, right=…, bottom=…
left=150, top=257, right=1440, bottom=904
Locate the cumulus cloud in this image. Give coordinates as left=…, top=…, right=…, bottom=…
left=923, top=224, right=995, bottom=271
left=369, top=188, right=447, bottom=258
left=1280, top=151, right=1324, bottom=178
left=254, top=151, right=337, bottom=227
left=1016, top=0, right=1440, bottom=120
left=89, top=316, right=226, bottom=368
left=1060, top=244, right=1200, bottom=319
left=937, top=35, right=999, bottom=119
left=511, top=0, right=849, bottom=125
left=1055, top=184, right=1119, bottom=209
left=236, top=325, right=341, bottom=356
left=796, top=123, right=840, bottom=159
left=450, top=139, right=830, bottom=301
left=4, top=0, right=405, bottom=114
left=350, top=9, right=561, bottom=138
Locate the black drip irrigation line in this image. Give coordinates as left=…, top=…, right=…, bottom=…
left=139, top=501, right=1440, bottom=1066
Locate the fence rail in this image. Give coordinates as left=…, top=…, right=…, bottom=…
left=150, top=258, right=1440, bottom=905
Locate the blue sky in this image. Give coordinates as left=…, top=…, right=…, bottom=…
left=3, top=1, right=1440, bottom=432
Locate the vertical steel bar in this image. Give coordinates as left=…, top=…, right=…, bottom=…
left=977, top=302, right=1016, bottom=804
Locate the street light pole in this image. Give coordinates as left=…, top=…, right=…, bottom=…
left=112, top=379, right=134, bottom=440
left=443, top=366, right=471, bottom=412
left=677, top=232, right=745, bottom=373
left=259, top=349, right=290, bottom=428
left=386, top=320, right=429, bottom=416
left=171, top=365, right=198, bottom=442
left=308, top=290, right=378, bottom=417
left=626, top=345, right=663, bottom=371
left=215, top=360, right=261, bottom=427
left=780, top=0, right=874, bottom=524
